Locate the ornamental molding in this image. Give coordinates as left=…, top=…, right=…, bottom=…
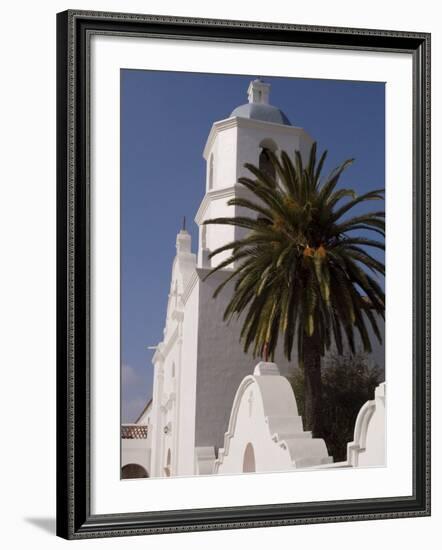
left=194, top=185, right=247, bottom=225
left=203, top=115, right=309, bottom=159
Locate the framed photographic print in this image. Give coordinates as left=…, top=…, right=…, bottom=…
left=56, top=10, right=431, bottom=539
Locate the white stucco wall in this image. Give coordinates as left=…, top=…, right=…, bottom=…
left=175, top=277, right=200, bottom=476
left=202, top=188, right=237, bottom=266
left=121, top=438, right=151, bottom=474
left=207, top=123, right=239, bottom=191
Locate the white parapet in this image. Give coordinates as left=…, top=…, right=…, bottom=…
left=346, top=382, right=386, bottom=468
left=214, top=362, right=332, bottom=475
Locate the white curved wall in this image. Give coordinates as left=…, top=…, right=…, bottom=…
left=216, top=362, right=331, bottom=474
left=347, top=382, right=386, bottom=467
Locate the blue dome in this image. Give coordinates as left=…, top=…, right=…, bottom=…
left=230, top=102, right=291, bottom=126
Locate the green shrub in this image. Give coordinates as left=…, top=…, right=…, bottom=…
left=289, top=352, right=383, bottom=462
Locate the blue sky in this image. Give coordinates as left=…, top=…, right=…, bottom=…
left=121, top=70, right=385, bottom=423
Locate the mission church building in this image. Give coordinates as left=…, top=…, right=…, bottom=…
left=121, top=80, right=386, bottom=479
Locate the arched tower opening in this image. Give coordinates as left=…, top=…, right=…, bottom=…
left=258, top=139, right=277, bottom=180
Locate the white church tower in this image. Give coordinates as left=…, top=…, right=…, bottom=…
left=144, top=80, right=315, bottom=478
left=195, top=79, right=313, bottom=267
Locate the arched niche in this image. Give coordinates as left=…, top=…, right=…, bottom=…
left=164, top=448, right=172, bottom=477
left=242, top=443, right=256, bottom=473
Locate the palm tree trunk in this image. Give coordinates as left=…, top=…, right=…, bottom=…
left=303, top=331, right=323, bottom=438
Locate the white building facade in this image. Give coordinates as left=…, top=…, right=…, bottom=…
left=121, top=80, right=385, bottom=478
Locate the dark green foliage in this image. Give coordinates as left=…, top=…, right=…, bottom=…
left=290, top=353, right=383, bottom=461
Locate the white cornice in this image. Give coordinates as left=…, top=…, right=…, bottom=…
left=194, top=185, right=247, bottom=225
left=203, top=116, right=309, bottom=159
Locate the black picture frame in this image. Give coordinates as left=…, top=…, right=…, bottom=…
left=56, top=9, right=431, bottom=540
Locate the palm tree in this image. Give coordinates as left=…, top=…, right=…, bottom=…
left=203, top=142, right=385, bottom=438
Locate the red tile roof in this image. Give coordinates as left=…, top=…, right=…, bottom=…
left=121, top=424, right=148, bottom=439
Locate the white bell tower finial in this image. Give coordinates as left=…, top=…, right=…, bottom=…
left=247, top=79, right=270, bottom=105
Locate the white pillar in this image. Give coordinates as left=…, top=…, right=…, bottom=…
left=149, top=351, right=165, bottom=477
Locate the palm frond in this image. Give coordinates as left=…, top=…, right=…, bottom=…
left=202, top=142, right=385, bottom=365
